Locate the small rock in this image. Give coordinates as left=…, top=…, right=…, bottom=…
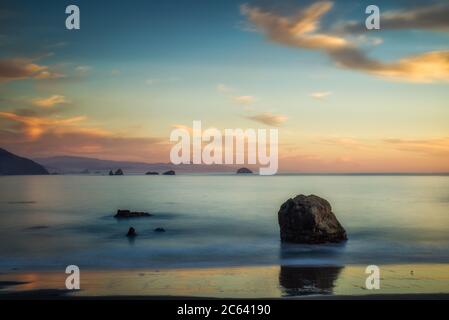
left=145, top=171, right=159, bottom=175
left=114, top=168, right=124, bottom=175
left=162, top=170, right=175, bottom=175
left=108, top=170, right=114, bottom=176
left=236, top=167, right=253, bottom=174
left=126, top=227, right=137, bottom=237
left=154, top=227, right=166, bottom=232
left=114, top=209, right=152, bottom=218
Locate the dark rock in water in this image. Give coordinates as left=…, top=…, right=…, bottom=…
left=26, top=225, right=49, bottom=230
left=109, top=170, right=114, bottom=176
left=278, top=194, right=347, bottom=244
left=126, top=227, right=137, bottom=237
left=154, top=227, right=166, bottom=232
left=114, top=168, right=124, bottom=175
left=114, top=209, right=152, bottom=218
left=0, top=148, right=49, bottom=175
left=145, top=171, right=159, bottom=175
left=236, top=167, right=252, bottom=174
left=162, top=170, right=175, bottom=175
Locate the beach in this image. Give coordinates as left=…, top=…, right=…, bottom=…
left=1, top=264, right=449, bottom=299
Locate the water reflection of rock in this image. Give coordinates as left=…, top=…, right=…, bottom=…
left=279, top=266, right=343, bottom=296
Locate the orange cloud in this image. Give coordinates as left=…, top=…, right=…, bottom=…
left=0, top=111, right=167, bottom=162
left=384, top=137, right=449, bottom=157
left=246, top=112, right=287, bottom=126
left=31, top=95, right=70, bottom=108
left=242, top=2, right=449, bottom=83
left=0, top=58, right=63, bottom=82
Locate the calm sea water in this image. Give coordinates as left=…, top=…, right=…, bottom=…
left=0, top=175, right=449, bottom=272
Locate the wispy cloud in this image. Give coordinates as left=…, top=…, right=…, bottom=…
left=216, top=83, right=233, bottom=93
left=0, top=58, right=64, bottom=82
left=241, top=1, right=449, bottom=83
left=31, top=95, right=69, bottom=108
left=0, top=110, right=167, bottom=161
left=310, top=91, right=332, bottom=100
left=338, top=3, right=449, bottom=34
left=383, top=137, right=449, bottom=157
left=233, top=95, right=255, bottom=105
left=246, top=112, right=287, bottom=126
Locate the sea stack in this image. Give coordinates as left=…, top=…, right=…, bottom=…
left=115, top=209, right=152, bottom=218
left=163, top=170, right=175, bottom=175
left=114, top=168, right=124, bottom=175
left=236, top=167, right=252, bottom=174
left=278, top=194, right=347, bottom=244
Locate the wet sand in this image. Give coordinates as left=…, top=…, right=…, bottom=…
left=1, top=264, right=448, bottom=299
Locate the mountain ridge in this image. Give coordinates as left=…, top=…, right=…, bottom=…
left=0, top=148, right=49, bottom=175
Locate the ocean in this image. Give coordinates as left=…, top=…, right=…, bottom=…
left=1, top=174, right=449, bottom=272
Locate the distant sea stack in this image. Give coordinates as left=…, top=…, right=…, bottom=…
left=278, top=194, right=347, bottom=244
left=0, top=148, right=49, bottom=175
left=236, top=167, right=253, bottom=174
left=163, top=170, right=175, bottom=175
left=115, top=209, right=152, bottom=218
left=114, top=168, right=124, bottom=175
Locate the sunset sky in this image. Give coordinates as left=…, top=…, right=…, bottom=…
left=1, top=0, right=448, bottom=172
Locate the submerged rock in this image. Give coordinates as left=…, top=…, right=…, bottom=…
left=154, top=227, right=166, bottom=232
left=114, top=209, right=152, bottom=218
left=162, top=170, right=175, bottom=175
left=236, top=167, right=252, bottom=174
left=126, top=227, right=137, bottom=237
left=145, top=171, right=159, bottom=175
left=278, top=194, right=347, bottom=244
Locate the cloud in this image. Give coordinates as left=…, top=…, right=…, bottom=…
left=111, top=69, right=121, bottom=76
left=31, top=95, right=70, bottom=108
left=383, top=137, right=449, bottom=157
left=233, top=95, right=255, bottom=105
left=0, top=110, right=167, bottom=162
left=216, top=83, right=233, bottom=93
left=246, top=112, right=287, bottom=126
left=0, top=111, right=86, bottom=140
left=145, top=78, right=160, bottom=85
left=0, top=58, right=63, bottom=82
left=75, top=65, right=92, bottom=74
left=339, top=3, right=449, bottom=34
left=0, top=59, right=62, bottom=82
left=310, top=91, right=332, bottom=99
left=241, top=2, right=449, bottom=83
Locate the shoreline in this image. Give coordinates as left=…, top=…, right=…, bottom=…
left=1, top=264, right=449, bottom=299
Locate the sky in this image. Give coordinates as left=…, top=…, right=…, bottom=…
left=0, top=0, right=448, bottom=172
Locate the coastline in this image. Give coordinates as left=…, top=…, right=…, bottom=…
left=1, top=264, right=449, bottom=299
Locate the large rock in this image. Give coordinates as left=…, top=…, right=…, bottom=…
left=278, top=194, right=347, bottom=244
